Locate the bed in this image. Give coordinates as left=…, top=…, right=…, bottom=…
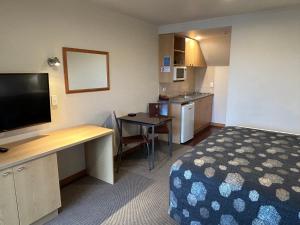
left=169, top=126, right=300, bottom=225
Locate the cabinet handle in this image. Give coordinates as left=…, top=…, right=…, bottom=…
left=2, top=171, right=11, bottom=177
left=17, top=167, right=26, bottom=172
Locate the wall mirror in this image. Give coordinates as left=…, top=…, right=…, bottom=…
left=62, top=47, right=110, bottom=94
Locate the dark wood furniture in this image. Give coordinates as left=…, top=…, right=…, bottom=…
left=148, top=102, right=170, bottom=137
left=118, top=112, right=173, bottom=169
left=113, top=112, right=150, bottom=171
left=149, top=103, right=161, bottom=117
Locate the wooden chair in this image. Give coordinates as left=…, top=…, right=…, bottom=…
left=113, top=111, right=151, bottom=172
left=148, top=103, right=170, bottom=140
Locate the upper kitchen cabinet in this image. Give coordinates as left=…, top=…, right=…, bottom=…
left=159, top=34, right=174, bottom=83
left=159, top=34, right=206, bottom=83
left=159, top=34, right=185, bottom=83
left=173, top=36, right=185, bottom=66
left=185, top=38, right=207, bottom=67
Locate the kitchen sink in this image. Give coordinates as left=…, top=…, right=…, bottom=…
left=177, top=95, right=193, bottom=99
left=171, top=93, right=212, bottom=102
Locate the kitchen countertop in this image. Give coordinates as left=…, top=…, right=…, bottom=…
left=169, top=93, right=214, bottom=104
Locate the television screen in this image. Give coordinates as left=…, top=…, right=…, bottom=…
left=0, top=73, right=51, bottom=132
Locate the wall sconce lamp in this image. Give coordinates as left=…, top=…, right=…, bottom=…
left=48, top=57, right=61, bottom=67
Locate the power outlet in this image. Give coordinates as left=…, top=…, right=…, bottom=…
left=51, top=95, right=58, bottom=106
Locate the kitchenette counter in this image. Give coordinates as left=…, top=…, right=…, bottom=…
left=169, top=93, right=214, bottom=104
left=165, top=93, right=214, bottom=144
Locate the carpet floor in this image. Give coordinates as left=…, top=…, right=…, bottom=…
left=46, top=142, right=192, bottom=225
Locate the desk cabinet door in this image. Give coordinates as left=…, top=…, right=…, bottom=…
left=0, top=168, right=19, bottom=225
left=13, top=154, right=61, bottom=225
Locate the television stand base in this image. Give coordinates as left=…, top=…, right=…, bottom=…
left=0, top=147, right=9, bottom=153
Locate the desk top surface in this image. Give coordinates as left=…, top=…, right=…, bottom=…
left=119, top=112, right=172, bottom=126
left=0, top=125, right=113, bottom=171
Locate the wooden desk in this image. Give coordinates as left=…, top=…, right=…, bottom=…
left=0, top=125, right=114, bottom=225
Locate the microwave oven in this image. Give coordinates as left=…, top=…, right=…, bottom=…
left=173, top=66, right=187, bottom=81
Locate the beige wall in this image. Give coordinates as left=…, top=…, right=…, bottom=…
left=195, top=67, right=214, bottom=93
left=195, top=66, right=229, bottom=124
left=200, top=35, right=231, bottom=66
left=159, top=6, right=300, bottom=134
left=159, top=65, right=229, bottom=125
left=212, top=67, right=229, bottom=124
left=0, top=0, right=159, bottom=179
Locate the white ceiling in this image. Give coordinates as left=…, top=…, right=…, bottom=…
left=90, top=0, right=300, bottom=25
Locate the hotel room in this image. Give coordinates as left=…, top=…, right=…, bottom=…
left=0, top=0, right=300, bottom=225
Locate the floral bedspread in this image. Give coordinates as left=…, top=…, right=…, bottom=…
left=169, top=126, right=300, bottom=225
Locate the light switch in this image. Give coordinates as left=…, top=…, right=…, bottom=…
left=51, top=95, right=58, bottom=106
left=210, top=82, right=214, bottom=88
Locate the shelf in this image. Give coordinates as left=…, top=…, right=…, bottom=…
left=174, top=49, right=185, bottom=53
left=174, top=36, right=185, bottom=53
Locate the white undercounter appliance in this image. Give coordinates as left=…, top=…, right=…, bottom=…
left=181, top=102, right=195, bottom=143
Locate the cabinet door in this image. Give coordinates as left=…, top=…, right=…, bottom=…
left=199, top=97, right=213, bottom=129
left=185, top=38, right=207, bottom=67
left=0, top=168, right=19, bottom=225
left=13, top=154, right=61, bottom=225
left=194, top=100, right=201, bottom=131
left=194, top=41, right=200, bottom=67
left=185, top=38, right=194, bottom=66
left=196, top=41, right=207, bottom=67
left=159, top=34, right=174, bottom=83
left=194, top=96, right=213, bottom=132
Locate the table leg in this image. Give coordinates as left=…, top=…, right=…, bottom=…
left=117, top=120, right=123, bottom=172
left=168, top=120, right=173, bottom=157
left=151, top=125, right=155, bottom=169
left=140, top=125, right=143, bottom=135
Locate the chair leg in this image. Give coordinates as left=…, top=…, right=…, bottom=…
left=146, top=142, right=151, bottom=170
left=143, top=143, right=148, bottom=159
left=116, top=143, right=123, bottom=173
left=155, top=136, right=160, bottom=162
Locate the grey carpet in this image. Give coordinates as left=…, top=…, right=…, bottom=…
left=46, top=142, right=192, bottom=225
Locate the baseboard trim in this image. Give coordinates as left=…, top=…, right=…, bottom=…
left=210, top=122, right=225, bottom=128
left=31, top=210, right=58, bottom=225
left=60, top=170, right=87, bottom=188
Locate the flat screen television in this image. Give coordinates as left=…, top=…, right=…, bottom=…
left=0, top=73, right=51, bottom=132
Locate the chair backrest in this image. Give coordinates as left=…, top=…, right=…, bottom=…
left=148, top=102, right=169, bottom=117
left=159, top=101, right=169, bottom=116
left=149, top=103, right=161, bottom=117
left=112, top=111, right=121, bottom=135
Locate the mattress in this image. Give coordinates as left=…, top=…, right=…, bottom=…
left=169, top=126, right=300, bottom=225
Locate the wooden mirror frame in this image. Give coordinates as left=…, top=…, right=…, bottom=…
left=62, top=47, right=110, bottom=94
